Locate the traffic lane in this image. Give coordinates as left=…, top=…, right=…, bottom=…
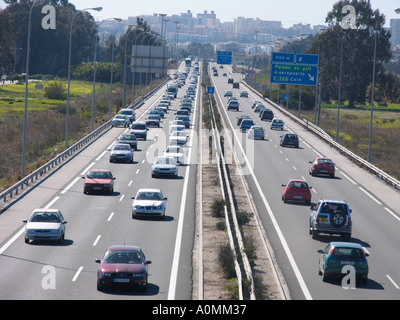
left=0, top=113, right=194, bottom=299
left=0, top=79, right=191, bottom=298
left=219, top=86, right=400, bottom=298
left=230, top=86, right=400, bottom=296
left=211, top=73, right=398, bottom=298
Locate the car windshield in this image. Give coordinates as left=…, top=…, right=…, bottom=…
left=30, top=212, right=61, bottom=223
left=132, top=123, right=146, bottom=130
left=156, top=157, right=177, bottom=165
left=320, top=203, right=347, bottom=214
left=87, top=171, right=112, bottom=179
left=113, top=144, right=130, bottom=151
left=332, top=247, right=363, bottom=259
left=136, top=191, right=163, bottom=201
left=120, top=110, right=133, bottom=115
left=285, top=134, right=297, bottom=139
left=103, top=250, right=142, bottom=264
left=253, top=127, right=263, bottom=131
left=288, top=181, right=308, bottom=188
left=120, top=135, right=136, bottom=140
left=317, top=159, right=333, bottom=164
left=115, top=115, right=125, bottom=119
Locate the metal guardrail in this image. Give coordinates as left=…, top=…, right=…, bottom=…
left=0, top=77, right=171, bottom=204
left=243, top=81, right=400, bottom=191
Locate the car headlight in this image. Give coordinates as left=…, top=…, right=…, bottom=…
left=99, top=270, right=112, bottom=277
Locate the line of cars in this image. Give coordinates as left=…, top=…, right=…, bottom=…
left=232, top=93, right=368, bottom=285
left=22, top=60, right=200, bottom=292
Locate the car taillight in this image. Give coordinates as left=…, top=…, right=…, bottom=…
left=329, top=247, right=335, bottom=255
left=348, top=217, right=352, bottom=227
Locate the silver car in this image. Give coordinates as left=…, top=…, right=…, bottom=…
left=151, top=156, right=178, bottom=178
left=109, top=143, right=133, bottom=163
left=131, top=189, right=167, bottom=218
left=111, top=114, right=130, bottom=127
left=23, top=209, right=67, bottom=244
left=163, top=145, right=185, bottom=165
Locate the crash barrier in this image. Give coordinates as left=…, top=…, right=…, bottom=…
left=0, top=77, right=170, bottom=204
left=243, top=82, right=400, bottom=192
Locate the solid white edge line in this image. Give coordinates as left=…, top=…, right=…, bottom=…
left=384, top=207, right=400, bottom=222
left=167, top=79, right=199, bottom=300
left=44, top=196, right=60, bottom=209
left=61, top=177, right=81, bottom=194
left=0, top=227, right=25, bottom=255
left=358, top=187, right=382, bottom=205
left=386, top=274, right=400, bottom=289
left=80, top=162, right=95, bottom=176
left=340, top=171, right=357, bottom=185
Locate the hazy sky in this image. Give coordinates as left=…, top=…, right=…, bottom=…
left=0, top=0, right=399, bottom=28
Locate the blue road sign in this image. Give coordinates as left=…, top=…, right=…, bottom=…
left=270, top=64, right=318, bottom=86
left=282, top=93, right=289, bottom=101
left=217, top=51, right=232, bottom=65
left=270, top=52, right=319, bottom=86
left=207, top=87, right=215, bottom=94
left=271, top=52, right=295, bottom=64
left=296, top=53, right=319, bottom=66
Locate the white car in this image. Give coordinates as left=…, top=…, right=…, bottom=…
left=151, top=156, right=178, bottom=178
left=163, top=145, right=185, bottom=165
left=111, top=114, right=130, bottom=127
left=169, top=124, right=186, bottom=134
left=131, top=189, right=167, bottom=218
left=270, top=118, right=284, bottom=130
left=23, top=209, right=67, bottom=244
left=224, top=90, right=233, bottom=97
left=170, top=130, right=187, bottom=145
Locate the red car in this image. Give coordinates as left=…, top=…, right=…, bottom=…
left=309, top=157, right=335, bottom=178
left=282, top=179, right=312, bottom=205
left=82, top=169, right=115, bottom=194
left=95, top=245, right=151, bottom=291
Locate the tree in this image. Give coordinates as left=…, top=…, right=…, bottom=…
left=308, top=0, right=392, bottom=107
left=1, top=0, right=98, bottom=76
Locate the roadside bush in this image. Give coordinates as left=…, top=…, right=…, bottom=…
left=44, top=82, right=67, bottom=100
left=210, top=199, right=227, bottom=217
left=218, top=244, right=236, bottom=279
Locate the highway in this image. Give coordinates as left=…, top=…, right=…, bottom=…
left=1, top=60, right=400, bottom=300
left=0, top=65, right=199, bottom=300
left=210, top=63, right=400, bottom=300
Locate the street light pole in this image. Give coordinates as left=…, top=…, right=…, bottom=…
left=368, top=32, right=377, bottom=163
left=91, top=17, right=121, bottom=131
left=331, top=29, right=344, bottom=142
left=22, top=0, right=39, bottom=178
left=66, top=7, right=102, bottom=149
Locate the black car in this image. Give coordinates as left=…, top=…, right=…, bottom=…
left=228, top=78, right=234, bottom=84
left=280, top=133, right=299, bottom=148
left=260, top=108, right=274, bottom=121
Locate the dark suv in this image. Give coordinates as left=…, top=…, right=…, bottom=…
left=280, top=133, right=299, bottom=148
left=260, top=108, right=274, bottom=121
left=309, top=200, right=352, bottom=241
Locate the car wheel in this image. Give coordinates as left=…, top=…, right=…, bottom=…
left=25, top=237, right=29, bottom=244
left=330, top=210, right=346, bottom=228
left=322, top=270, right=329, bottom=282
left=312, top=229, right=319, bottom=239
